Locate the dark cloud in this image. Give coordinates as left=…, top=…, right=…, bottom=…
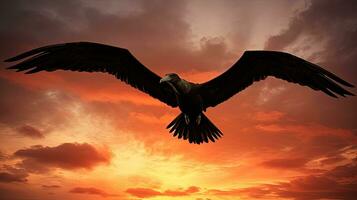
left=0, top=151, right=5, bottom=160
left=0, top=172, right=28, bottom=183
left=0, top=0, right=233, bottom=73
left=272, top=175, right=357, bottom=200
left=69, top=187, right=112, bottom=197
left=264, top=0, right=357, bottom=130
left=265, top=0, right=357, bottom=55
left=14, top=143, right=111, bottom=171
left=0, top=165, right=28, bottom=183
left=0, top=0, right=234, bottom=145
left=326, top=161, right=357, bottom=179
left=0, top=1, right=356, bottom=199
left=126, top=186, right=200, bottom=198
left=16, top=125, right=44, bottom=139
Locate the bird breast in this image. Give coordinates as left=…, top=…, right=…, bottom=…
left=176, top=79, right=193, bottom=94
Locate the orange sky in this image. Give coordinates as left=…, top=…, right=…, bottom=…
left=0, top=1, right=356, bottom=200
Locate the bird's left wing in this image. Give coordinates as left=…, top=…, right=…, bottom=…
left=5, top=42, right=178, bottom=107
left=199, top=51, right=354, bottom=109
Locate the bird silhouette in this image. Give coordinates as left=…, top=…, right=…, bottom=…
left=5, top=42, right=354, bottom=144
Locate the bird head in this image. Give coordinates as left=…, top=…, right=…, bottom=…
left=160, top=73, right=181, bottom=84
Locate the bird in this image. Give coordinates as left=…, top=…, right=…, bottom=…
left=4, top=42, right=354, bottom=144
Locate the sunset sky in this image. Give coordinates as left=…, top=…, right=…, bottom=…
left=0, top=0, right=357, bottom=199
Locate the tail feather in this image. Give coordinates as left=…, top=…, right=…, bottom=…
left=167, top=114, right=180, bottom=130
left=167, top=113, right=223, bottom=144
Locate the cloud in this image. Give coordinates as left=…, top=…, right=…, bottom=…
left=42, top=185, right=61, bottom=189
left=0, top=0, right=234, bottom=73
left=0, top=172, right=28, bottom=183
left=69, top=187, right=112, bottom=197
left=0, top=1, right=356, bottom=199
left=208, top=159, right=357, bottom=199
left=208, top=186, right=271, bottom=198
left=16, top=125, right=44, bottom=139
left=255, top=123, right=352, bottom=137
left=261, top=158, right=308, bottom=169
left=0, top=185, right=35, bottom=200
left=326, top=161, right=357, bottom=179
left=251, top=121, right=355, bottom=170
left=209, top=177, right=357, bottom=199
left=0, top=77, right=75, bottom=133
left=319, top=155, right=346, bottom=166
left=126, top=188, right=161, bottom=198
left=263, top=0, right=357, bottom=130
left=0, top=165, right=28, bottom=183
left=257, top=85, right=286, bottom=105
left=0, top=151, right=5, bottom=161
left=265, top=0, right=357, bottom=55
left=163, top=186, right=200, bottom=196
left=0, top=0, right=237, bottom=116
left=14, top=143, right=111, bottom=171
left=126, top=186, right=200, bottom=198
left=273, top=175, right=357, bottom=200
left=253, top=111, right=285, bottom=122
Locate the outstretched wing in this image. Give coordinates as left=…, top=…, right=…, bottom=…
left=199, top=51, right=354, bottom=109
left=5, top=42, right=178, bottom=107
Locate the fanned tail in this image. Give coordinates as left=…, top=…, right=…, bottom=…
left=166, top=113, right=223, bottom=144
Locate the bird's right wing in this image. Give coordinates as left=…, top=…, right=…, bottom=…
left=5, top=42, right=178, bottom=107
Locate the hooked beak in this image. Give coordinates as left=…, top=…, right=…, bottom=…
left=160, top=75, right=171, bottom=84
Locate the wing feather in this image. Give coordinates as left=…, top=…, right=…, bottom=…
left=5, top=42, right=177, bottom=107
left=199, top=51, right=354, bottom=108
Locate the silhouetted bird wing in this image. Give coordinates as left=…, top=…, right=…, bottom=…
left=5, top=42, right=178, bottom=107
left=199, top=51, right=354, bottom=109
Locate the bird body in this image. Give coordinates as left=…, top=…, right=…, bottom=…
left=4, top=42, right=354, bottom=144
left=159, top=75, right=220, bottom=143
left=166, top=78, right=203, bottom=115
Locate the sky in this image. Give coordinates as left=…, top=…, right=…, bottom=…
left=0, top=0, right=356, bottom=199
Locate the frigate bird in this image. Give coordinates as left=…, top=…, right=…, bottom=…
left=4, top=42, right=354, bottom=144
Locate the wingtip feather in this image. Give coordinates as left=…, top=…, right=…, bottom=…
left=4, top=57, right=15, bottom=62
left=6, top=65, right=17, bottom=69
